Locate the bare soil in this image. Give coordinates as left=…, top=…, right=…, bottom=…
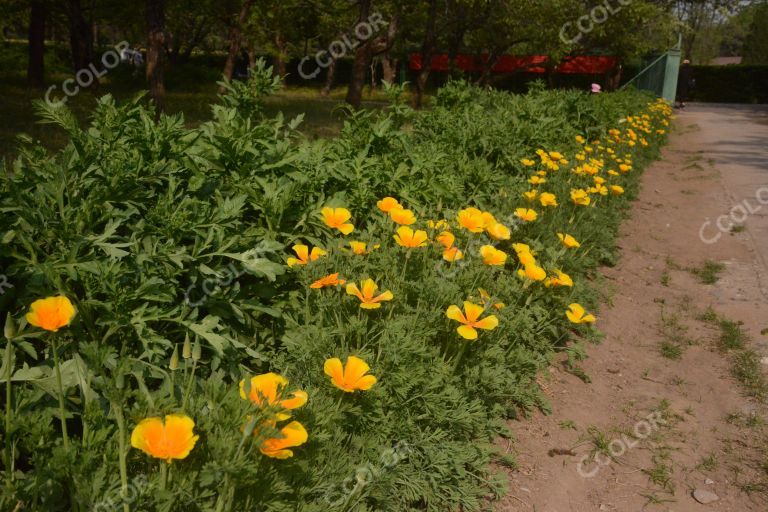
left=497, top=107, right=768, bottom=512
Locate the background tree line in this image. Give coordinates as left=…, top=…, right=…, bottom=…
left=0, top=0, right=765, bottom=110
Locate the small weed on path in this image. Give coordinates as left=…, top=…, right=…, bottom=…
left=689, top=260, right=725, bottom=284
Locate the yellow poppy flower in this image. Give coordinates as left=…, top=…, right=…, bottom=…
left=528, top=175, right=547, bottom=185
left=443, top=246, right=464, bottom=262
left=566, top=303, right=596, bottom=324
left=575, top=135, right=586, bottom=144
left=480, top=211, right=497, bottom=226
left=130, top=414, right=199, bottom=463
left=427, top=219, right=450, bottom=231
left=521, top=158, right=535, bottom=166
left=346, top=279, right=394, bottom=309
left=324, top=355, right=377, bottom=392
left=544, top=270, right=573, bottom=287
left=377, top=197, right=401, bottom=213
left=26, top=296, right=76, bottom=332
left=287, top=244, right=326, bottom=267
left=436, top=231, right=455, bottom=248
left=539, top=192, right=558, bottom=207
left=457, top=207, right=486, bottom=233
left=523, top=190, right=538, bottom=201
left=393, top=226, right=428, bottom=248
left=517, top=263, right=546, bottom=281
left=260, top=421, right=308, bottom=459
left=607, top=170, right=619, bottom=176
left=480, top=245, right=507, bottom=266
left=446, top=301, right=499, bottom=340
left=389, top=207, right=416, bottom=225
left=486, top=222, right=511, bottom=241
left=570, top=189, right=591, bottom=206
left=593, top=176, right=606, bottom=185
left=514, top=208, right=538, bottom=222
left=610, top=185, right=625, bottom=196
left=239, top=373, right=308, bottom=420
left=321, top=207, right=354, bottom=235
left=619, top=164, right=632, bottom=173
left=310, top=273, right=346, bottom=289
left=349, top=241, right=371, bottom=255
left=557, top=233, right=581, bottom=249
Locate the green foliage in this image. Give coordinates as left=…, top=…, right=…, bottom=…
left=0, top=71, right=669, bottom=511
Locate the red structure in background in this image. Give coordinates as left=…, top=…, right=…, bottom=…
left=409, top=53, right=619, bottom=74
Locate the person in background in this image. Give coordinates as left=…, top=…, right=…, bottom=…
left=676, top=59, right=694, bottom=109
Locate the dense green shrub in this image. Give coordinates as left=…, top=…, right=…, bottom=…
left=690, top=65, right=768, bottom=103
left=0, top=64, right=668, bottom=511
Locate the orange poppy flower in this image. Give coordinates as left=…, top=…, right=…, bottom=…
left=240, top=373, right=308, bottom=420
left=442, top=246, right=464, bottom=262
left=393, top=226, right=428, bottom=248
left=557, top=233, right=580, bottom=249
left=388, top=207, right=416, bottom=225
left=480, top=245, right=507, bottom=266
left=436, top=231, right=455, bottom=248
left=457, top=207, right=486, bottom=233
left=324, top=355, right=377, bottom=392
left=287, top=245, right=326, bottom=267
left=259, top=421, right=308, bottom=459
left=446, top=301, right=499, bottom=340
left=310, top=273, right=346, bottom=289
left=321, top=207, right=354, bottom=235
left=486, top=222, right=511, bottom=241
left=346, top=279, right=393, bottom=309
left=566, top=303, right=596, bottom=324
left=377, top=197, right=401, bottom=213
left=130, top=414, right=199, bottom=463
left=514, top=208, right=538, bottom=222
left=517, top=263, right=546, bottom=281
left=26, top=296, right=76, bottom=332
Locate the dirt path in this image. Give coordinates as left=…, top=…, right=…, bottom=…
left=498, top=104, right=768, bottom=512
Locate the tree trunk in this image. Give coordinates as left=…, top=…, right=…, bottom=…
left=478, top=47, right=501, bottom=87
left=345, top=0, right=373, bottom=108
left=273, top=30, right=287, bottom=85
left=146, top=0, right=166, bottom=117
left=381, top=54, right=397, bottom=84
left=64, top=0, right=94, bottom=75
left=27, top=0, right=46, bottom=88
left=320, top=57, right=336, bottom=96
left=346, top=1, right=399, bottom=108
left=221, top=0, right=254, bottom=90
left=414, top=0, right=438, bottom=109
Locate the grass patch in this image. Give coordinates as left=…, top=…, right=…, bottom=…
left=732, top=351, right=768, bottom=401
left=689, top=260, right=725, bottom=284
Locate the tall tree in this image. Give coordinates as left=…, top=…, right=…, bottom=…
left=413, top=0, right=439, bottom=108
left=146, top=0, right=166, bottom=115
left=27, top=0, right=46, bottom=88
left=345, top=0, right=400, bottom=108
left=221, top=0, right=254, bottom=88
left=64, top=0, right=94, bottom=74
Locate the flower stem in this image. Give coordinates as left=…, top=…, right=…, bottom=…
left=4, top=335, right=13, bottom=492
left=159, top=462, right=168, bottom=491
left=113, top=403, right=130, bottom=512
left=181, top=359, right=197, bottom=411
left=51, top=336, right=69, bottom=450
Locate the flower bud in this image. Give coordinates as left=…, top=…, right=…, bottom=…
left=182, top=333, right=192, bottom=359
left=169, top=345, right=179, bottom=371
left=4, top=313, right=16, bottom=340
left=192, top=339, right=201, bottom=361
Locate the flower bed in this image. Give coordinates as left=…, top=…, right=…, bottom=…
left=0, top=71, right=671, bottom=511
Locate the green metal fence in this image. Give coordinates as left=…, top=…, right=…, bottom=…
left=622, top=37, right=682, bottom=103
